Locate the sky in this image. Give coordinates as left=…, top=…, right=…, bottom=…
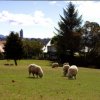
left=0, top=1, right=100, bottom=38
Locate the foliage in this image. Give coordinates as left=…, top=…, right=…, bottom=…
left=54, top=2, right=82, bottom=63
left=23, top=39, right=43, bottom=59
left=80, top=21, right=100, bottom=66
left=0, top=52, right=4, bottom=59
left=4, top=31, right=24, bottom=65
left=80, top=21, right=100, bottom=49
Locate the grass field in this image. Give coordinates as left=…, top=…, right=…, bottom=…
left=0, top=60, right=100, bottom=100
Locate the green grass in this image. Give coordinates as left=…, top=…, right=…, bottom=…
left=0, top=60, right=100, bottom=100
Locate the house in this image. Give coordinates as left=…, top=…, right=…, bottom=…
left=0, top=41, right=6, bottom=59
left=42, top=40, right=56, bottom=53
left=0, top=41, right=6, bottom=53
left=42, top=40, right=57, bottom=60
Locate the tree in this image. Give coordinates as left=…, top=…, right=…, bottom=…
left=80, top=21, right=100, bottom=66
left=23, top=39, right=42, bottom=59
left=80, top=21, right=100, bottom=53
left=4, top=31, right=24, bottom=66
left=54, top=2, right=82, bottom=63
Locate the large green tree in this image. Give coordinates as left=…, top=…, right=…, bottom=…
left=23, top=39, right=42, bottom=59
left=81, top=21, right=100, bottom=49
left=4, top=31, right=24, bottom=66
left=54, top=2, right=82, bottom=63
left=80, top=21, right=100, bottom=66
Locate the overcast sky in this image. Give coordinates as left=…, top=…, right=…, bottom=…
left=0, top=1, right=100, bottom=38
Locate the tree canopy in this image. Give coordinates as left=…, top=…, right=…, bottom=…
left=23, top=39, right=43, bottom=59
left=4, top=31, right=24, bottom=66
left=54, top=2, right=82, bottom=63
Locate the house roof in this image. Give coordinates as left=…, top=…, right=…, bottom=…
left=0, top=41, right=6, bottom=53
left=42, top=40, right=51, bottom=53
left=0, top=45, right=4, bottom=52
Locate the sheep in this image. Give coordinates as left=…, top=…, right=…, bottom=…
left=63, top=63, right=70, bottom=77
left=67, top=65, right=78, bottom=79
left=52, top=62, right=59, bottom=68
left=28, top=64, right=43, bottom=78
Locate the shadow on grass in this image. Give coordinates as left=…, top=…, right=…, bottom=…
left=4, top=63, right=14, bottom=66
left=61, top=75, right=77, bottom=80
left=26, top=76, right=41, bottom=79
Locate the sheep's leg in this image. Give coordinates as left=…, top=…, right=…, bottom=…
left=63, top=71, right=67, bottom=77
left=68, top=74, right=73, bottom=79
left=68, top=75, right=71, bottom=79
left=35, top=74, right=38, bottom=78
left=74, top=75, right=76, bottom=79
left=32, top=73, right=35, bottom=78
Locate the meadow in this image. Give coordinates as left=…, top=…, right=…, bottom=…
left=0, top=60, right=100, bottom=100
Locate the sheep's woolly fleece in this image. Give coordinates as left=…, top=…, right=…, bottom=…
left=28, top=64, right=43, bottom=78
left=63, top=63, right=70, bottom=76
left=67, top=65, right=78, bottom=79
left=52, top=62, right=59, bottom=68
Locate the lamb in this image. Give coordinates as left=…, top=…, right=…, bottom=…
left=28, top=64, right=43, bottom=78
left=52, top=62, right=59, bottom=68
left=67, top=65, right=78, bottom=79
left=63, top=63, right=70, bottom=77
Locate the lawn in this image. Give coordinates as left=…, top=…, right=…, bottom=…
left=0, top=60, right=100, bottom=100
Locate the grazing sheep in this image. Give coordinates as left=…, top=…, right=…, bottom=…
left=52, top=62, right=59, bottom=68
left=63, top=63, right=70, bottom=77
left=28, top=64, right=43, bottom=78
left=67, top=65, right=78, bottom=79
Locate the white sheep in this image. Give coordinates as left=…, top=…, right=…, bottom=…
left=28, top=64, right=43, bottom=78
left=63, top=63, right=70, bottom=77
left=52, top=62, right=59, bottom=68
left=67, top=65, right=78, bottom=79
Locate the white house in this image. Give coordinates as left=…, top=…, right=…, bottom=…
left=42, top=40, right=56, bottom=53
left=0, top=41, right=6, bottom=53
left=42, top=40, right=57, bottom=60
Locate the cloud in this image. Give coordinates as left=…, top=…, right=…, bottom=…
left=75, top=1, right=100, bottom=23
left=49, top=1, right=57, bottom=5
left=0, top=10, right=54, bottom=26
left=33, top=10, right=53, bottom=26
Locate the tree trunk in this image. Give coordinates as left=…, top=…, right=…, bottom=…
left=14, top=59, right=17, bottom=66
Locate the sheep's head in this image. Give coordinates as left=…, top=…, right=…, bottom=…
left=39, top=73, right=43, bottom=78
left=38, top=69, right=43, bottom=78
